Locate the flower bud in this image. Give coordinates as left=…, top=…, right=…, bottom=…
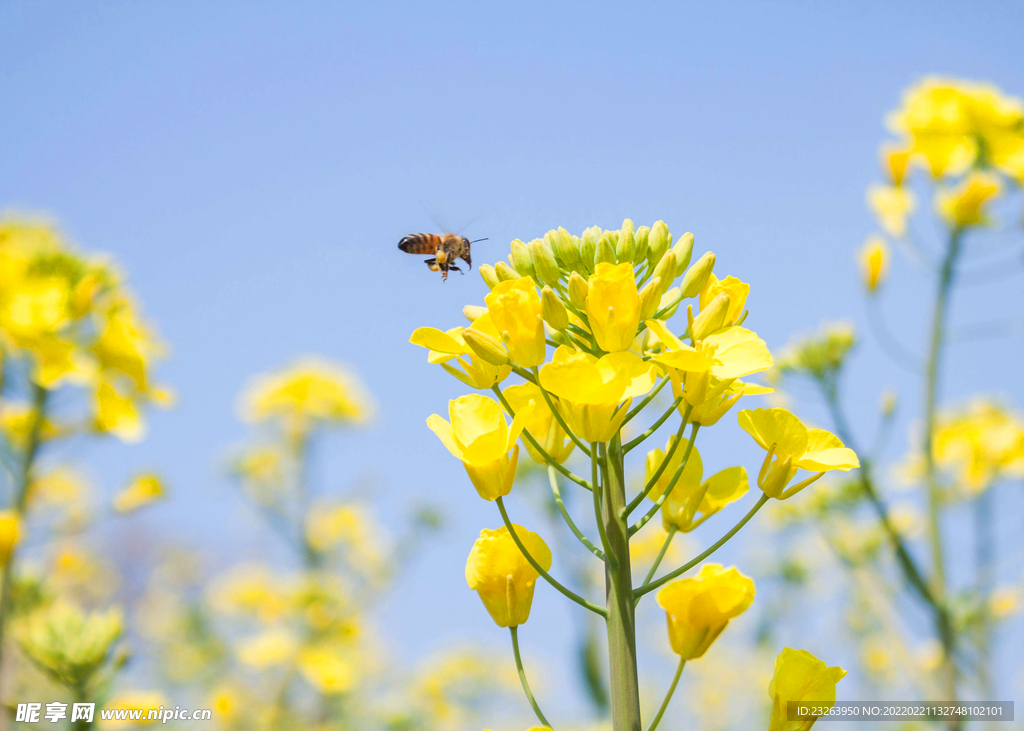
left=671, top=232, right=694, bottom=275
left=553, top=227, right=580, bottom=268
left=541, top=287, right=569, bottom=330
left=679, top=252, right=715, bottom=298
left=880, top=387, right=897, bottom=417
left=509, top=239, right=535, bottom=277
left=529, top=239, right=561, bottom=286
left=651, top=251, right=677, bottom=297
left=691, top=293, right=730, bottom=341
left=568, top=271, right=589, bottom=310
left=639, top=277, right=663, bottom=320
left=462, top=328, right=511, bottom=366
left=633, top=226, right=650, bottom=264
left=494, top=261, right=520, bottom=282
left=479, top=264, right=500, bottom=290
left=463, top=304, right=487, bottom=322
left=580, top=226, right=600, bottom=270
left=595, top=236, right=617, bottom=266
left=647, top=220, right=672, bottom=266
left=615, top=226, right=636, bottom=263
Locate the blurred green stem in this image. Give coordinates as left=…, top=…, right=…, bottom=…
left=975, top=487, right=994, bottom=698
left=923, top=227, right=964, bottom=718
left=0, top=383, right=48, bottom=676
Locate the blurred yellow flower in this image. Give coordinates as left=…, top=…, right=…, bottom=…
left=881, top=143, right=913, bottom=185
left=237, top=627, right=297, bottom=668
left=936, top=171, right=1001, bottom=227
left=926, top=399, right=1024, bottom=493
left=503, top=382, right=575, bottom=464
left=539, top=346, right=656, bottom=442
left=989, top=585, right=1022, bottom=620
left=0, top=511, right=20, bottom=565
left=207, top=685, right=243, bottom=727
left=485, top=277, right=546, bottom=367
left=867, top=184, right=915, bottom=237
left=738, top=408, right=859, bottom=499
left=857, top=236, right=889, bottom=293
left=586, top=262, right=641, bottom=352
left=768, top=647, right=846, bottom=731
left=466, top=524, right=551, bottom=627
left=208, top=565, right=292, bottom=623
left=297, top=643, right=357, bottom=694
left=241, top=358, right=373, bottom=434
left=112, top=473, right=165, bottom=513
left=17, top=601, right=123, bottom=689
left=428, top=393, right=530, bottom=500
left=656, top=563, right=755, bottom=659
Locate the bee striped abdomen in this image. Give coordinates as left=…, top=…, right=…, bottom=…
left=398, top=233, right=441, bottom=255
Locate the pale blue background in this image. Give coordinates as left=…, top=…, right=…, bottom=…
left=3, top=1, right=1024, bottom=725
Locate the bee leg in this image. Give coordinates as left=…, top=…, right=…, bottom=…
left=448, top=264, right=462, bottom=274
left=424, top=258, right=440, bottom=272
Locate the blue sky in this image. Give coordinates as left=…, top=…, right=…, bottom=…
left=3, top=0, right=1024, bottom=721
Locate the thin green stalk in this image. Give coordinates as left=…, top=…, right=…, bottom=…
left=624, top=409, right=693, bottom=516
left=510, top=626, right=552, bottom=728
left=629, top=424, right=699, bottom=535
left=922, top=227, right=964, bottom=716
left=635, top=494, right=769, bottom=601
left=975, top=487, right=994, bottom=698
left=492, top=385, right=592, bottom=491
left=819, top=379, right=939, bottom=612
left=531, top=367, right=591, bottom=457
left=548, top=467, right=604, bottom=560
left=622, top=377, right=670, bottom=426
left=496, top=497, right=606, bottom=617
left=646, top=657, right=685, bottom=731
left=599, top=438, right=643, bottom=731
left=622, top=397, right=683, bottom=453
left=642, top=527, right=677, bottom=586
left=0, top=383, right=48, bottom=672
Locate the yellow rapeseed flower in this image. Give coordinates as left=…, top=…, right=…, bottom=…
left=645, top=320, right=772, bottom=408
left=656, top=563, right=755, bottom=659
left=645, top=438, right=749, bottom=532
left=427, top=394, right=531, bottom=500
left=857, top=236, right=889, bottom=293
left=485, top=277, right=546, bottom=367
left=936, top=171, right=1001, bottom=228
left=112, top=473, right=165, bottom=513
left=699, top=274, right=749, bottom=328
left=465, top=524, right=551, bottom=627
left=503, top=382, right=575, bottom=464
left=538, top=346, right=656, bottom=442
left=767, top=647, right=846, bottom=731
left=410, top=312, right=512, bottom=389
left=297, top=643, right=357, bottom=694
left=586, top=262, right=641, bottom=352
left=867, top=184, right=915, bottom=237
left=738, top=408, right=859, bottom=499
left=237, top=627, right=297, bottom=668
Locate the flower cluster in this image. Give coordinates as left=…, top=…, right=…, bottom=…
left=860, top=78, right=1024, bottom=293
left=413, top=219, right=854, bottom=730
left=0, top=220, right=171, bottom=440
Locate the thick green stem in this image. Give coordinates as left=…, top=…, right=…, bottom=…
left=510, top=626, right=551, bottom=728
left=599, top=438, right=642, bottom=731
left=0, top=383, right=48, bottom=674
left=923, top=228, right=964, bottom=715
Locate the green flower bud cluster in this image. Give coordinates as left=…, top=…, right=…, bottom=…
left=775, top=321, right=857, bottom=379
left=478, top=219, right=697, bottom=294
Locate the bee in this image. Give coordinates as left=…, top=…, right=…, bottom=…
left=398, top=233, right=488, bottom=281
